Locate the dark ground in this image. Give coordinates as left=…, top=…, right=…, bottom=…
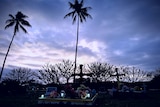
left=0, top=91, right=160, bottom=107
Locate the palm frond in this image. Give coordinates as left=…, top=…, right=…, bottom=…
left=72, top=11, right=76, bottom=19
left=87, top=13, right=92, bottom=19
left=80, top=0, right=84, bottom=6
left=5, top=19, right=14, bottom=24
left=64, top=13, right=71, bottom=18
left=80, top=13, right=86, bottom=22
left=5, top=11, right=31, bottom=35
left=73, top=15, right=77, bottom=24
left=83, top=11, right=92, bottom=19
left=68, top=2, right=74, bottom=9
left=75, top=0, right=79, bottom=6
left=79, top=14, right=84, bottom=23
left=19, top=24, right=27, bottom=33
left=85, top=7, right=92, bottom=10
left=16, top=11, right=28, bottom=19
left=9, top=14, right=15, bottom=19
left=21, top=14, right=28, bottom=18
left=64, top=11, right=75, bottom=18
left=5, top=21, right=15, bottom=29
left=64, top=0, right=92, bottom=24
left=20, top=19, right=31, bottom=27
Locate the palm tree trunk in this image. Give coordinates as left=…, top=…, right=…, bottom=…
left=0, top=34, right=15, bottom=81
left=73, top=16, right=80, bottom=83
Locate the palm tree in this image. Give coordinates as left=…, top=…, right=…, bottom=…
left=0, top=11, right=31, bottom=80
left=64, top=0, right=92, bottom=83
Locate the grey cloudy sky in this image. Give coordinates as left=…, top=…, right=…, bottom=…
left=0, top=0, right=160, bottom=75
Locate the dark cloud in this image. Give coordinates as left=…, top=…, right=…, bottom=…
left=0, top=0, right=160, bottom=73
left=84, top=0, right=160, bottom=70
left=0, top=52, right=5, bottom=56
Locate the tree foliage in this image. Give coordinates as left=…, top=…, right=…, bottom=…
left=146, top=68, right=160, bottom=89
left=56, top=60, right=74, bottom=83
left=64, top=0, right=92, bottom=83
left=88, top=62, right=113, bottom=82
left=122, top=66, right=151, bottom=82
left=4, top=67, right=38, bottom=85
left=38, top=60, right=74, bottom=84
left=5, top=11, right=31, bottom=35
left=64, top=0, right=92, bottom=24
left=38, top=63, right=60, bottom=84
left=0, top=11, right=31, bottom=80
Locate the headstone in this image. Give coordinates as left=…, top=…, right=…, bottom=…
left=72, top=64, right=92, bottom=83
left=110, top=68, right=125, bottom=89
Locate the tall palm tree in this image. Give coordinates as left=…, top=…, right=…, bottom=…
left=64, top=0, right=92, bottom=83
left=0, top=11, right=31, bottom=80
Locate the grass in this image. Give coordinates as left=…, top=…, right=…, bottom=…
left=0, top=95, right=37, bottom=107
left=0, top=91, right=160, bottom=107
left=97, top=91, right=160, bottom=107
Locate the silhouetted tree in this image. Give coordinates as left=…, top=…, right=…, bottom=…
left=0, top=11, right=31, bottom=80
left=56, top=60, right=74, bottom=83
left=39, top=60, right=74, bottom=84
left=149, top=68, right=160, bottom=89
left=64, top=0, right=92, bottom=83
left=154, top=68, right=160, bottom=76
left=122, top=66, right=151, bottom=82
left=4, top=67, right=38, bottom=85
left=38, top=63, right=60, bottom=84
left=1, top=79, right=26, bottom=95
left=88, top=62, right=113, bottom=82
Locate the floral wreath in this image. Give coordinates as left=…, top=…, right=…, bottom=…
left=50, top=90, right=58, bottom=98
left=80, top=91, right=87, bottom=99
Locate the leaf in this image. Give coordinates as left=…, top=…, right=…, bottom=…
left=5, top=21, right=15, bottom=29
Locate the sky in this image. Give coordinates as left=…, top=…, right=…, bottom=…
left=0, top=0, right=160, bottom=76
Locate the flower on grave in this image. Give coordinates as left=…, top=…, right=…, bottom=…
left=50, top=90, right=58, bottom=98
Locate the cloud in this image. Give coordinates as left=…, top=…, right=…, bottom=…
left=0, top=0, right=160, bottom=75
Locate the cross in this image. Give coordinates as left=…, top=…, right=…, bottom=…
left=72, top=64, right=92, bottom=83
left=110, top=68, right=125, bottom=89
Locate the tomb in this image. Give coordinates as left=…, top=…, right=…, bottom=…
left=38, top=85, right=98, bottom=106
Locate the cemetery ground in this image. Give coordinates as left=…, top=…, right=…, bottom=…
left=0, top=90, right=160, bottom=107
